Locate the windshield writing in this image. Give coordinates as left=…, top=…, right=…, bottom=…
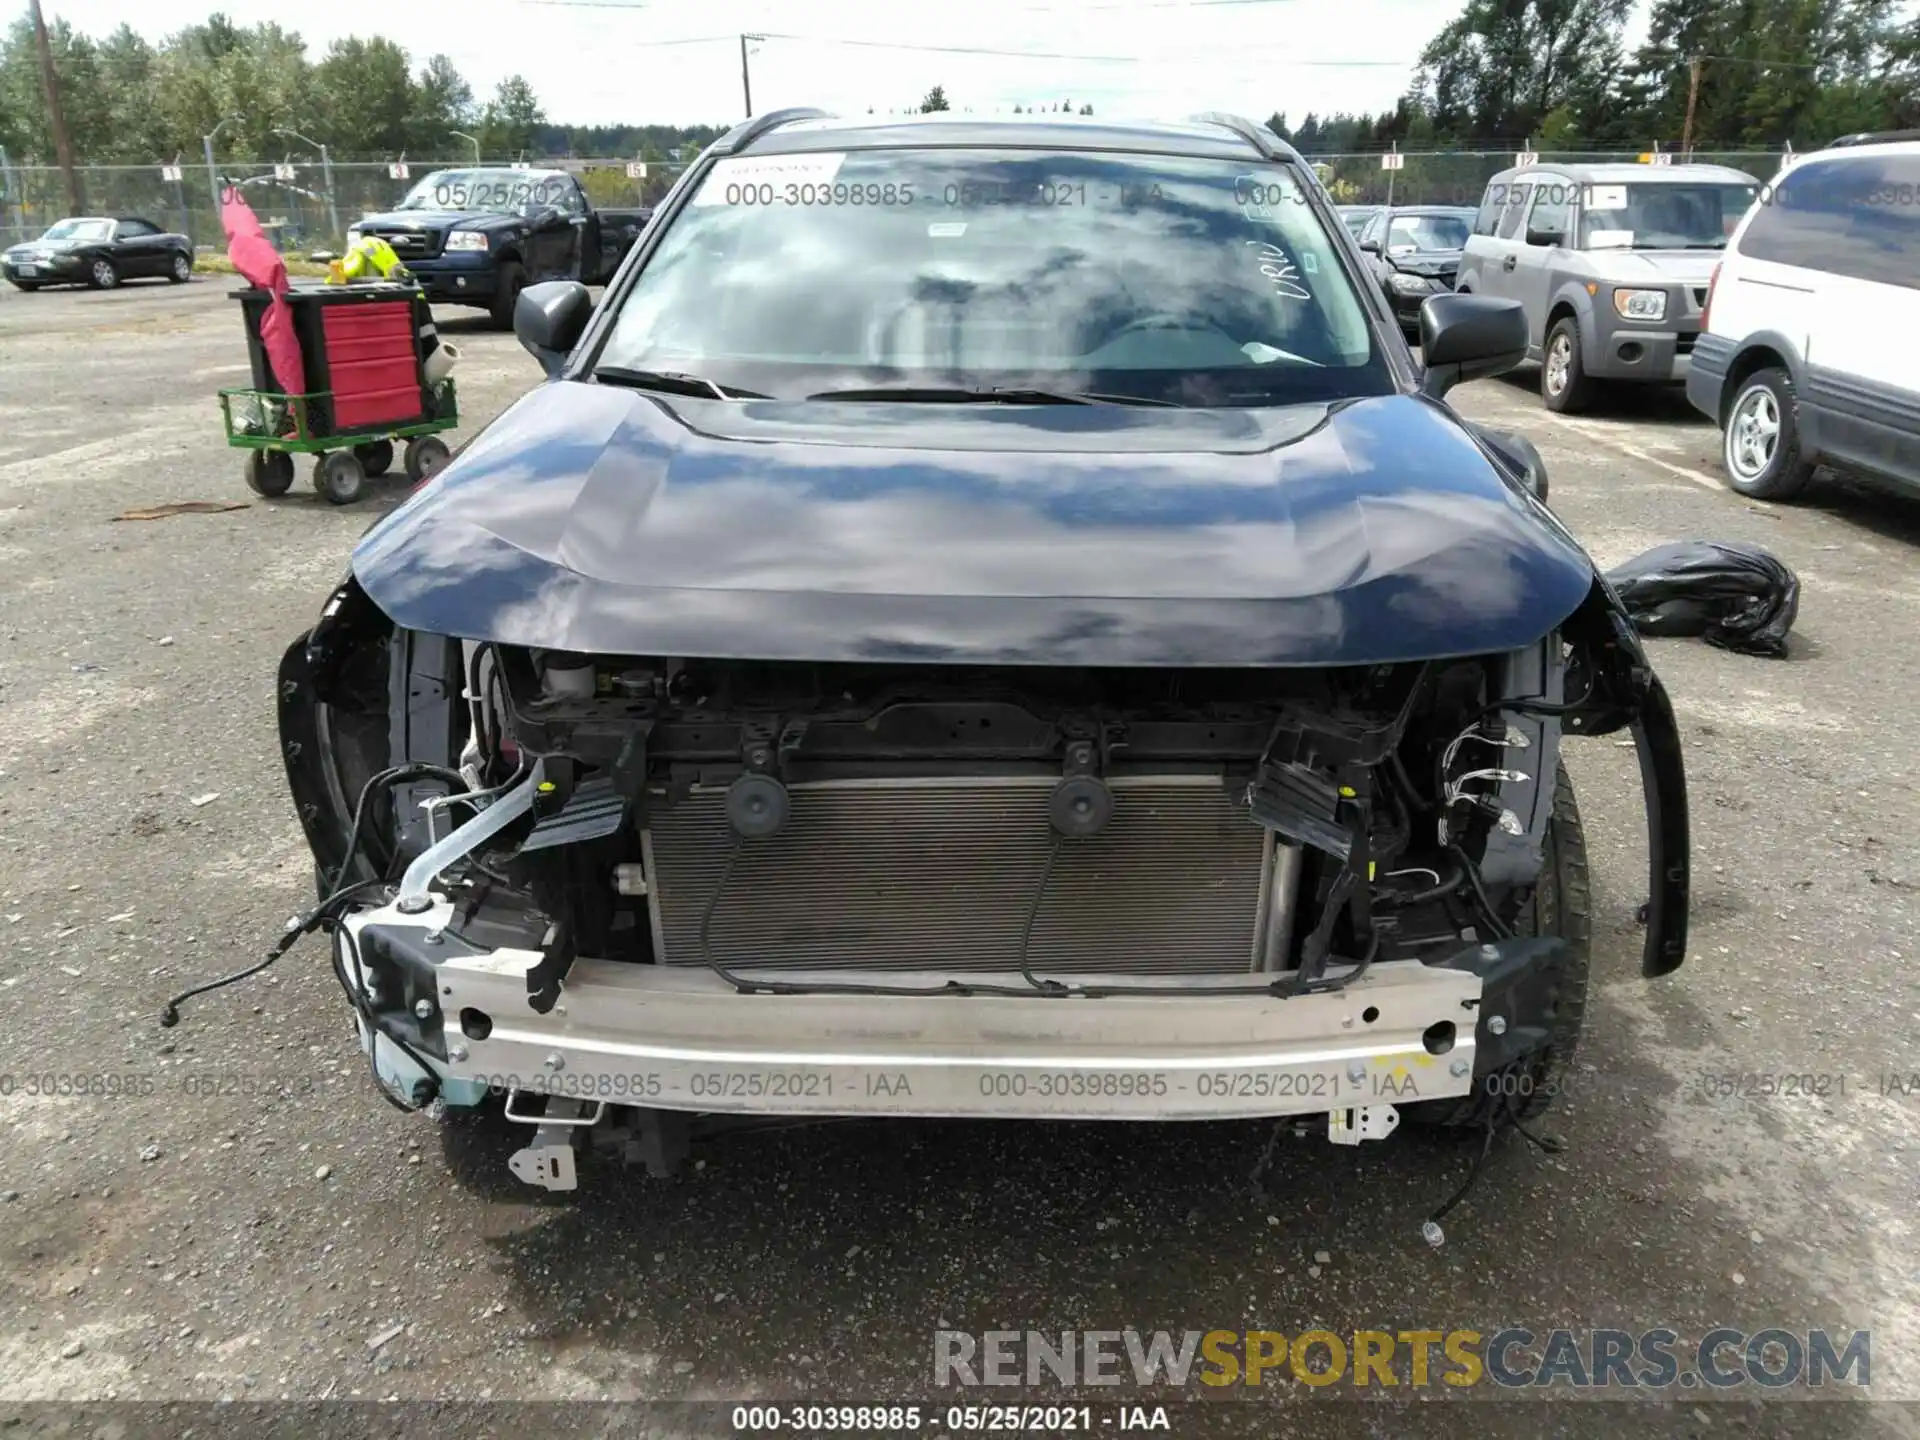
left=399, top=170, right=573, bottom=212
left=596, top=149, right=1388, bottom=407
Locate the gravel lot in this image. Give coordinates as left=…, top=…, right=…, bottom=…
left=0, top=275, right=1916, bottom=1437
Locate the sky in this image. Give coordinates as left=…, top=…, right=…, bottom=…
left=40, top=0, right=1658, bottom=130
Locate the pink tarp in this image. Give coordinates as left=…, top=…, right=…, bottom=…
left=220, top=190, right=305, bottom=398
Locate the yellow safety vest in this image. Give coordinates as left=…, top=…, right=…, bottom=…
left=339, top=234, right=410, bottom=282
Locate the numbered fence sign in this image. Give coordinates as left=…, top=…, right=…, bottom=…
left=1514, top=151, right=1539, bottom=168
left=626, top=161, right=648, bottom=179
left=1379, top=152, right=1404, bottom=171
left=389, top=162, right=410, bottom=180
left=160, top=164, right=183, bottom=182
left=273, top=163, right=297, bottom=181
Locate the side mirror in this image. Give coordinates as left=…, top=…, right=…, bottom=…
left=514, top=280, right=592, bottom=378
left=1358, top=237, right=1381, bottom=255
left=1417, top=293, right=1527, bottom=399
left=1525, top=226, right=1563, bottom=247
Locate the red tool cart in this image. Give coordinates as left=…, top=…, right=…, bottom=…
left=221, top=280, right=458, bottom=505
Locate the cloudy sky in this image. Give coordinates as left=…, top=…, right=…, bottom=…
left=40, top=0, right=1660, bottom=129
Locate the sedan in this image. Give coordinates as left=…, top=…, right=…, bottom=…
left=3, top=216, right=194, bottom=291
left=1355, top=206, right=1477, bottom=334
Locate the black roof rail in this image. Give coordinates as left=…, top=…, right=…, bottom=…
left=1827, top=128, right=1920, bottom=149
left=1186, top=111, right=1302, bottom=163
left=716, top=107, right=835, bottom=155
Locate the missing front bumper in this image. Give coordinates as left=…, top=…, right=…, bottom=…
left=366, top=911, right=1485, bottom=1121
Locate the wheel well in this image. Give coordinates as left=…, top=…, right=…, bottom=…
left=1720, top=345, right=1786, bottom=425
left=1546, top=299, right=1579, bottom=336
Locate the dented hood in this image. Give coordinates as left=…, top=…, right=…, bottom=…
left=351, top=382, right=1596, bottom=666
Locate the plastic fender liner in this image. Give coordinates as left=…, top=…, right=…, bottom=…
left=1561, top=575, right=1691, bottom=977
left=1632, top=669, right=1689, bottom=977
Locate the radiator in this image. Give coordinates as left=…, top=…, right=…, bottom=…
left=641, top=774, right=1272, bottom=975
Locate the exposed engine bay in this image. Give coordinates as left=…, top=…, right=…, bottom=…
left=182, top=567, right=1690, bottom=1198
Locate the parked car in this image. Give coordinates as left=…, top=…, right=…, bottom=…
left=347, top=168, right=652, bottom=327
left=1336, top=204, right=1382, bottom=239
left=1455, top=163, right=1760, bottom=412
left=1355, top=205, right=1477, bottom=333
left=3, top=216, right=193, bottom=291
left=254, top=111, right=1689, bottom=1192
left=1687, top=132, right=1920, bottom=501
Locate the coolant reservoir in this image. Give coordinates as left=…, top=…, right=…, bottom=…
left=542, top=656, right=596, bottom=700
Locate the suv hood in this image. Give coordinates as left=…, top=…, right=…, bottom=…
left=351, top=383, right=1596, bottom=667
left=358, top=211, right=520, bottom=234
left=1586, top=249, right=1722, bottom=282
left=1388, top=248, right=1463, bottom=278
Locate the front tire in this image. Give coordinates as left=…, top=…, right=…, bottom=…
left=169, top=252, right=193, bottom=284
left=88, top=257, right=119, bottom=290
left=404, top=435, right=451, bottom=484
left=244, top=450, right=295, bottom=497
left=314, top=450, right=367, bottom=506
left=487, top=262, right=524, bottom=330
left=1721, top=367, right=1817, bottom=501
left=1409, top=767, right=1591, bottom=1130
left=1541, top=316, right=1594, bottom=414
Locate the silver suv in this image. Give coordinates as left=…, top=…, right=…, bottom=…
left=1456, top=162, right=1760, bottom=412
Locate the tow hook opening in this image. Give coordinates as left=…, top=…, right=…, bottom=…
left=1422, top=1020, right=1457, bottom=1055
left=459, top=1007, right=494, bottom=1040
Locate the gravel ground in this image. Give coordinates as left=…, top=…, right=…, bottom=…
left=0, top=276, right=1916, bottom=1438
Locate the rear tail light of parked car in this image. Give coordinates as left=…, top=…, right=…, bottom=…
left=1701, top=262, right=1721, bottom=330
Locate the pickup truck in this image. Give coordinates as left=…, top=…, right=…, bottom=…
left=348, top=168, right=651, bottom=326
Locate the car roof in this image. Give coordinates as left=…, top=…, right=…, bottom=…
left=736, top=112, right=1294, bottom=163
left=1797, top=137, right=1920, bottom=163
left=1494, top=162, right=1759, bottom=185
left=1382, top=205, right=1475, bottom=216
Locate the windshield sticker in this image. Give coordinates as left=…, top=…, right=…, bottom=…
left=1300, top=251, right=1318, bottom=274
left=928, top=222, right=967, bottom=237
left=1242, top=340, right=1323, bottom=367
left=1245, top=241, right=1312, bottom=300
left=1587, top=228, right=1635, bottom=249
left=1587, top=184, right=1629, bottom=212
left=695, top=153, right=849, bottom=205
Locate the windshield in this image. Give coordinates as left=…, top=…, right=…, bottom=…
left=396, top=169, right=573, bottom=213
left=44, top=219, right=111, bottom=242
left=594, top=148, right=1389, bottom=407
left=1579, top=182, right=1757, bottom=250
left=1386, top=212, right=1471, bottom=253
left=1340, top=208, right=1378, bottom=238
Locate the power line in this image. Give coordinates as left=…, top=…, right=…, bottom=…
left=515, top=15, right=1411, bottom=65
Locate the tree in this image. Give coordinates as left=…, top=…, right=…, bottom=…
left=309, top=37, right=412, bottom=157
left=479, top=74, right=544, bottom=157
left=919, top=85, right=949, bottom=113
left=408, top=54, right=475, bottom=155
left=1411, top=0, right=1632, bottom=142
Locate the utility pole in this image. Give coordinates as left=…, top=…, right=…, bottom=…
left=740, top=33, right=759, bottom=117
left=1681, top=55, right=1703, bottom=158
left=27, top=0, right=83, bottom=213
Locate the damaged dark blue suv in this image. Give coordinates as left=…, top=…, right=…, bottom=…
left=263, top=111, right=1689, bottom=1193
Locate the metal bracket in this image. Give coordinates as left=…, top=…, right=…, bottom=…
left=504, top=1096, right=604, bottom=1193
left=1327, top=1103, right=1400, bottom=1145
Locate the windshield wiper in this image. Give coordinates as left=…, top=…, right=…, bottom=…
left=806, top=385, right=1183, bottom=407
left=596, top=367, right=769, bottom=400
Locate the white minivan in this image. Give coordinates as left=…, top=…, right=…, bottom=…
left=1687, top=132, right=1920, bottom=500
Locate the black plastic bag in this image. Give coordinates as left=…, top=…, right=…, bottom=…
left=1605, top=541, right=1800, bottom=658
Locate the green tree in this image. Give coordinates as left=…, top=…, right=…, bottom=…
left=478, top=74, right=544, bottom=157
left=919, top=85, right=950, bottom=113
left=407, top=55, right=475, bottom=156
left=1411, top=0, right=1632, bottom=142
left=310, top=36, right=412, bottom=157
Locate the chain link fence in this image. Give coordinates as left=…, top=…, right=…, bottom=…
left=0, top=158, right=693, bottom=252
left=2, top=149, right=1796, bottom=253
